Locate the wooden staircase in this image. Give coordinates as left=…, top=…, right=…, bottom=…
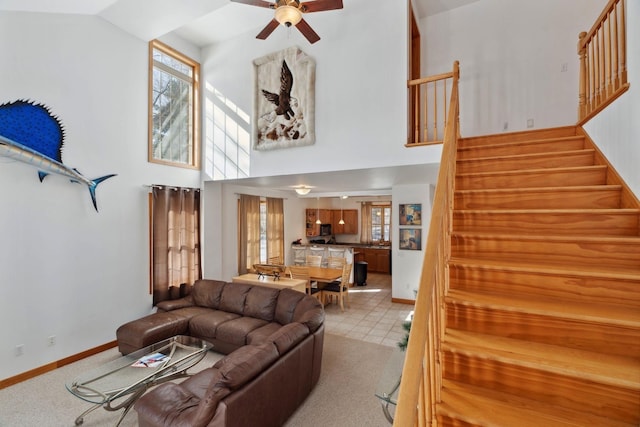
left=438, top=125, right=640, bottom=426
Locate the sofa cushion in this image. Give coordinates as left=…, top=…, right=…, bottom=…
left=116, top=311, right=190, bottom=354
left=215, top=317, right=269, bottom=347
left=274, top=289, right=306, bottom=325
left=219, top=283, right=252, bottom=315
left=267, top=322, right=309, bottom=355
left=246, top=323, right=283, bottom=346
left=135, top=382, right=202, bottom=427
left=192, top=280, right=226, bottom=309
left=188, top=310, right=241, bottom=342
left=243, top=286, right=279, bottom=321
left=292, top=297, right=324, bottom=333
left=213, top=342, right=279, bottom=390
left=156, top=295, right=194, bottom=312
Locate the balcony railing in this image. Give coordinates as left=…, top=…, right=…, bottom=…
left=407, top=62, right=460, bottom=146
left=578, top=0, right=629, bottom=123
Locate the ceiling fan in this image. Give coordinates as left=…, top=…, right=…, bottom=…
left=230, top=0, right=344, bottom=44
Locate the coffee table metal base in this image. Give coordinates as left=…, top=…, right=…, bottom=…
left=67, top=336, right=212, bottom=426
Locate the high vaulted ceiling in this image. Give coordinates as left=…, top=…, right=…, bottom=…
left=1, top=0, right=477, bottom=197
left=0, top=0, right=480, bottom=47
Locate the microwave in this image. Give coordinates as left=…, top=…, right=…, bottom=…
left=319, top=224, right=332, bottom=236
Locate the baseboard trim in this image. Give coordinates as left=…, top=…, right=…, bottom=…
left=0, top=340, right=118, bottom=390
left=392, top=297, right=415, bottom=305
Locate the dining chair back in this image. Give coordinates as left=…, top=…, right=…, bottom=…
left=326, top=256, right=346, bottom=269
left=288, top=266, right=322, bottom=301
left=292, top=247, right=306, bottom=265
left=305, top=255, right=322, bottom=267
left=322, top=263, right=352, bottom=312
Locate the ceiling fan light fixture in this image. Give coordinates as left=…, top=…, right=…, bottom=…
left=294, top=186, right=311, bottom=195
left=275, top=5, right=302, bottom=27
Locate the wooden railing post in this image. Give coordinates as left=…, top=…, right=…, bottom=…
left=578, top=31, right=588, bottom=120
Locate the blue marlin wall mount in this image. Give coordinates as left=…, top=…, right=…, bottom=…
left=0, top=100, right=116, bottom=211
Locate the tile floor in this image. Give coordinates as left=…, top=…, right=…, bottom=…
left=322, top=273, right=415, bottom=348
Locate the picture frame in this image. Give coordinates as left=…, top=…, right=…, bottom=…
left=399, top=203, right=422, bottom=225
left=399, top=228, right=422, bottom=250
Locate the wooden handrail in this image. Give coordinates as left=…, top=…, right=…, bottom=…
left=578, top=0, right=629, bottom=123
left=394, top=60, right=459, bottom=426
left=407, top=65, right=458, bottom=146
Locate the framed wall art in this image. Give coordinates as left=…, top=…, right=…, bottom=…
left=399, top=228, right=422, bottom=250
left=399, top=203, right=422, bottom=225
left=252, top=46, right=316, bottom=151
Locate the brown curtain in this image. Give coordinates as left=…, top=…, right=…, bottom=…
left=152, top=186, right=201, bottom=305
left=266, top=197, right=284, bottom=264
left=238, top=194, right=261, bottom=274
left=360, top=201, right=372, bottom=244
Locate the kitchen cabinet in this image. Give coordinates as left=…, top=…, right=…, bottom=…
left=331, top=209, right=358, bottom=235
left=306, top=209, right=331, bottom=236
left=362, top=247, right=391, bottom=274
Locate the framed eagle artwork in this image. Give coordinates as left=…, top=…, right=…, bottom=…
left=252, top=46, right=316, bottom=151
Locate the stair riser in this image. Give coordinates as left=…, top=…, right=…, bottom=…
left=451, top=234, right=640, bottom=270
left=454, top=188, right=623, bottom=210
left=446, top=303, right=640, bottom=357
left=457, top=138, right=585, bottom=160
left=459, top=127, right=578, bottom=148
left=441, top=351, right=640, bottom=423
left=452, top=211, right=640, bottom=236
left=456, top=150, right=595, bottom=174
left=456, top=167, right=607, bottom=190
left=449, top=264, right=640, bottom=309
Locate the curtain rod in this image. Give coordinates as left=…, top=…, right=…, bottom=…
left=144, top=184, right=201, bottom=192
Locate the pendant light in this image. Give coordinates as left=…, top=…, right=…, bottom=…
left=339, top=196, right=345, bottom=225
left=316, top=197, right=321, bottom=224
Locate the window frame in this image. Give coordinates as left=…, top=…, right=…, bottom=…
left=148, top=40, right=201, bottom=169
left=371, top=204, right=392, bottom=243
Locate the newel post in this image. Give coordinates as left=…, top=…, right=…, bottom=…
left=577, top=31, right=588, bottom=121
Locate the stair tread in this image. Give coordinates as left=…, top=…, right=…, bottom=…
left=458, top=135, right=585, bottom=152
left=442, top=329, right=640, bottom=387
left=446, top=289, right=640, bottom=326
left=454, top=208, right=640, bottom=214
left=438, top=379, right=635, bottom=427
left=457, top=148, right=594, bottom=163
left=457, top=164, right=607, bottom=178
left=455, top=184, right=622, bottom=194
left=449, top=257, right=640, bottom=282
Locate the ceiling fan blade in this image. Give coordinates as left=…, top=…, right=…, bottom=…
left=230, top=0, right=275, bottom=9
left=296, top=18, right=320, bottom=44
left=256, top=19, right=280, bottom=40
left=301, top=0, right=343, bottom=13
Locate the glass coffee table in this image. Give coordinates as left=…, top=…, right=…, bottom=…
left=66, top=335, right=212, bottom=426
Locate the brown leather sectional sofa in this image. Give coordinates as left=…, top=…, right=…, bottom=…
left=115, top=279, right=325, bottom=427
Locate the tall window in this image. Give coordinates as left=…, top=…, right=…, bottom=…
left=238, top=196, right=284, bottom=273
left=371, top=204, right=392, bottom=242
left=149, top=40, right=200, bottom=169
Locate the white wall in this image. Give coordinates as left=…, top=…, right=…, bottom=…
left=200, top=0, right=442, bottom=181
left=392, top=184, right=432, bottom=300
left=0, top=12, right=200, bottom=379
left=423, top=0, right=607, bottom=137
left=584, top=0, right=640, bottom=198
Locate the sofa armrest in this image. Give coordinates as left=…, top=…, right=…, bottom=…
left=156, top=295, right=194, bottom=312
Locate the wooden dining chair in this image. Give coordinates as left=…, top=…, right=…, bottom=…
left=288, top=266, right=322, bottom=301
left=305, top=255, right=322, bottom=267
left=322, top=263, right=352, bottom=312
left=326, top=256, right=346, bottom=269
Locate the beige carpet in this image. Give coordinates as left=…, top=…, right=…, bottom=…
left=0, top=333, right=394, bottom=427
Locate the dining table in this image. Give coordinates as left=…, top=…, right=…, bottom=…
left=305, top=266, right=343, bottom=284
